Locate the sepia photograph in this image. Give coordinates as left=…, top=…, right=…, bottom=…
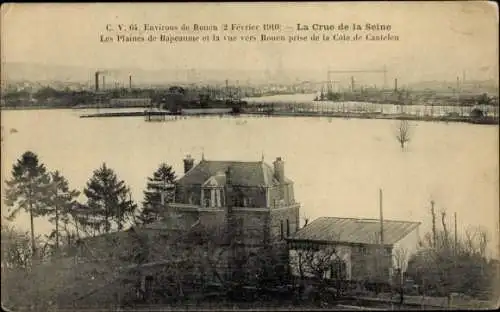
left=1, top=2, right=499, bottom=311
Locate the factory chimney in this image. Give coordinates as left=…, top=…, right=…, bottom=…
left=102, top=76, right=106, bottom=90
left=129, top=75, right=132, bottom=91
left=351, top=76, right=355, bottom=92
left=394, top=78, right=398, bottom=92
left=95, top=72, right=99, bottom=91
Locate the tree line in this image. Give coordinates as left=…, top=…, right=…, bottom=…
left=405, top=201, right=496, bottom=300
left=3, top=150, right=177, bottom=263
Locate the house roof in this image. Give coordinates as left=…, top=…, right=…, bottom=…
left=177, top=160, right=292, bottom=187
left=289, top=217, right=420, bottom=246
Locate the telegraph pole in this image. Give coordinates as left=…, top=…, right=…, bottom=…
left=383, top=65, right=387, bottom=90
left=431, top=200, right=436, bottom=248
left=379, top=188, right=385, bottom=286
left=379, top=188, right=384, bottom=245
left=454, top=212, right=458, bottom=251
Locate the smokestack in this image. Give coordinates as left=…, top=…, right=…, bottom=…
left=95, top=72, right=99, bottom=91
left=273, top=157, right=285, bottom=183
left=383, top=65, right=388, bottom=89
left=394, top=78, right=398, bottom=92
left=351, top=76, right=355, bottom=92
left=129, top=75, right=132, bottom=91
left=225, top=79, right=229, bottom=101
left=183, top=155, right=194, bottom=173
left=102, top=76, right=106, bottom=90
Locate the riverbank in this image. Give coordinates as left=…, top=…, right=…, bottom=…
left=77, top=109, right=499, bottom=125
left=245, top=111, right=499, bottom=125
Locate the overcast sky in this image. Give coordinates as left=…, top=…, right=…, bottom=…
left=1, top=2, right=498, bottom=83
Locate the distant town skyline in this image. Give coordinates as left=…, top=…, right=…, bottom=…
left=1, top=2, right=498, bottom=85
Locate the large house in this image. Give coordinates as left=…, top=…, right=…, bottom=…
left=165, top=155, right=301, bottom=247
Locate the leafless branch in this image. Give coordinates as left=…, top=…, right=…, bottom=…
left=396, top=120, right=411, bottom=150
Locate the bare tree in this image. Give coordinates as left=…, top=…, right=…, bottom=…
left=396, top=120, right=411, bottom=150
left=393, top=247, right=410, bottom=283
left=290, top=231, right=347, bottom=301
left=407, top=206, right=494, bottom=302
left=392, top=247, right=410, bottom=304
left=1, top=222, right=34, bottom=269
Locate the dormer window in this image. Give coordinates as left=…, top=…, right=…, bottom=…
left=201, top=187, right=223, bottom=208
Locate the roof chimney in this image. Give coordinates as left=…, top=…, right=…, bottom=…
left=273, top=157, right=285, bottom=183
left=183, top=155, right=194, bottom=173
left=225, top=166, right=232, bottom=185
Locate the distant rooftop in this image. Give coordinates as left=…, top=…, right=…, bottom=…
left=289, top=217, right=420, bottom=246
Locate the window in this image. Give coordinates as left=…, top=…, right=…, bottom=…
left=330, top=259, right=347, bottom=280
left=216, top=189, right=222, bottom=207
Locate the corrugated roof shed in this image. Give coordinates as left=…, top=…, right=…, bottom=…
left=290, top=217, right=420, bottom=246
left=177, top=160, right=292, bottom=187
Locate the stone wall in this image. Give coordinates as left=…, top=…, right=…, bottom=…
left=270, top=205, right=300, bottom=242
left=229, top=209, right=269, bottom=245
left=268, top=183, right=295, bottom=207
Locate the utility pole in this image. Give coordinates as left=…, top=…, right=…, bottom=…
left=327, top=69, right=330, bottom=94
left=431, top=200, right=437, bottom=248
left=379, top=188, right=384, bottom=245
left=379, top=188, right=385, bottom=286
left=454, top=212, right=458, bottom=251
left=383, top=65, right=387, bottom=90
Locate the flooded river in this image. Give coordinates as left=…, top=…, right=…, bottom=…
left=1, top=97, right=498, bottom=257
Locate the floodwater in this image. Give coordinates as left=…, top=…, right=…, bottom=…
left=1, top=97, right=498, bottom=257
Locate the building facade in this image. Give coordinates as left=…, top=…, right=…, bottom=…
left=287, top=217, right=420, bottom=287
left=166, top=155, right=301, bottom=247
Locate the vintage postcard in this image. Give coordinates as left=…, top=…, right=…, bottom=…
left=1, top=2, right=499, bottom=311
